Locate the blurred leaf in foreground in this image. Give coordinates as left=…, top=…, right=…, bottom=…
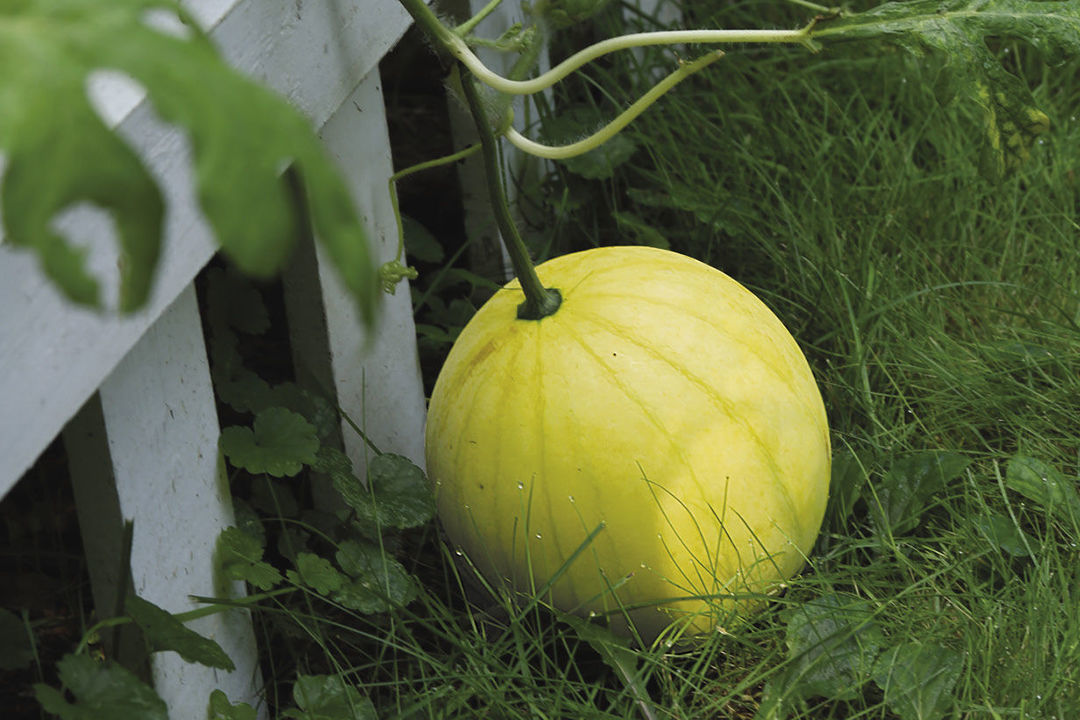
left=0, top=0, right=378, bottom=318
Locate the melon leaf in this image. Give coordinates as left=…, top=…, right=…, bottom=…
left=872, top=642, right=964, bottom=720
left=871, top=451, right=970, bottom=536
left=813, top=0, right=1080, bottom=176
left=776, top=594, right=884, bottom=702
left=1005, top=454, right=1080, bottom=525
left=0, top=0, right=378, bottom=318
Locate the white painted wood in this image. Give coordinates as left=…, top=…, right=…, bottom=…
left=64, top=286, right=265, bottom=719
left=284, top=67, right=428, bottom=482
left=0, top=0, right=415, bottom=497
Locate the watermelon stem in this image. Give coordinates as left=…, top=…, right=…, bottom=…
left=460, top=64, right=562, bottom=321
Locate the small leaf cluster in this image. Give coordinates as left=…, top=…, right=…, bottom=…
left=208, top=268, right=434, bottom=616
left=828, top=449, right=1079, bottom=555
left=758, top=594, right=964, bottom=720
left=28, top=589, right=382, bottom=720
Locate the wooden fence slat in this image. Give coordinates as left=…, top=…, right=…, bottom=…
left=63, top=285, right=265, bottom=719
left=285, top=66, right=428, bottom=486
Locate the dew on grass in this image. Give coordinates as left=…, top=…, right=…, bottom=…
left=568, top=495, right=575, bottom=503
left=535, top=533, right=543, bottom=540
left=517, top=482, right=524, bottom=490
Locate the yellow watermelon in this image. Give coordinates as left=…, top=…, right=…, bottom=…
left=425, top=246, right=830, bottom=642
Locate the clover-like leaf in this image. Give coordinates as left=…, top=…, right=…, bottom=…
left=780, top=594, right=884, bottom=701
left=218, top=526, right=283, bottom=591
left=813, top=0, right=1079, bottom=176
left=332, top=453, right=434, bottom=534
left=0, top=0, right=378, bottom=318
left=220, top=407, right=319, bottom=477
left=973, top=512, right=1033, bottom=558
left=288, top=552, right=345, bottom=596
left=332, top=540, right=418, bottom=613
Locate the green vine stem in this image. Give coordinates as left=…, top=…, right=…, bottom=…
left=464, top=26, right=818, bottom=95
left=454, top=0, right=508, bottom=37
left=459, top=65, right=562, bottom=321
left=395, top=0, right=818, bottom=96
left=381, top=142, right=482, bottom=294
left=504, top=50, right=724, bottom=159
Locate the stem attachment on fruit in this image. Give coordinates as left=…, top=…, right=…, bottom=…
left=459, top=65, right=562, bottom=321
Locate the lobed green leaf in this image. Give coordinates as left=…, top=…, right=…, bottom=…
left=220, top=407, right=319, bottom=478
left=0, top=0, right=378, bottom=317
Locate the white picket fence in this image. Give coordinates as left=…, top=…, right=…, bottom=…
left=1, top=1, right=424, bottom=716
left=0, top=0, right=675, bottom=717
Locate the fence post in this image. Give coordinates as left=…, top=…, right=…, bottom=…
left=63, top=285, right=265, bottom=719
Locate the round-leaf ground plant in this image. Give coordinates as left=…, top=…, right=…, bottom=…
left=425, top=246, right=830, bottom=643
